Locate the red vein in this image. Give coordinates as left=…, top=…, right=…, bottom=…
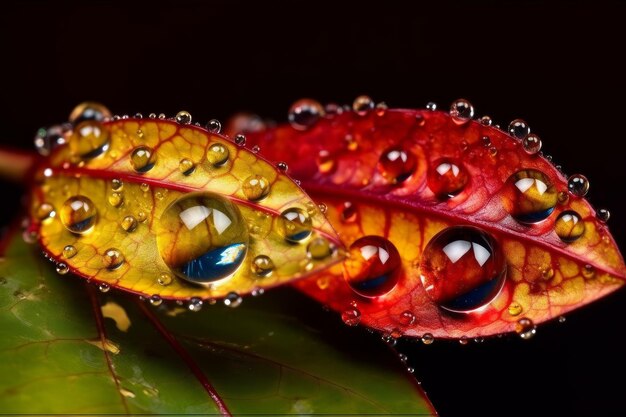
left=135, top=300, right=232, bottom=417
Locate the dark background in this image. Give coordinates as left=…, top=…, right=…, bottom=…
left=1, top=1, right=625, bottom=415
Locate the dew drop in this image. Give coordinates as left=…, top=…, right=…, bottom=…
left=179, top=158, right=195, bottom=175
left=251, top=145, right=261, bottom=154
left=104, top=248, right=125, bottom=270
left=206, top=143, right=229, bottom=166
left=278, top=207, right=312, bottom=243
left=340, top=202, right=357, bottom=223
left=224, top=292, right=242, bottom=308
left=108, top=192, right=124, bottom=208
left=36, top=203, right=56, bottom=221
left=69, top=102, right=111, bottom=125
left=508, top=119, right=530, bottom=140
left=136, top=128, right=144, bottom=139
left=288, top=99, right=325, bottom=130
left=567, top=174, right=589, bottom=197
left=344, top=236, right=401, bottom=297
left=206, top=119, right=222, bottom=133
left=353, top=95, right=374, bottom=115
left=398, top=353, right=408, bottom=363
left=375, top=102, right=388, bottom=116
left=156, top=193, right=248, bottom=285
left=582, top=264, right=595, bottom=279
left=63, top=245, right=77, bottom=259
left=419, top=226, right=506, bottom=313
left=307, top=237, right=333, bottom=260
left=522, top=133, right=542, bottom=155
left=130, top=146, right=157, bottom=173
left=149, top=295, right=163, bottom=306
left=555, top=210, right=585, bottom=242
left=242, top=175, right=270, bottom=201
left=421, top=333, right=434, bottom=345
left=158, top=113, right=166, bottom=120
left=316, top=150, right=336, bottom=174
left=479, top=116, right=492, bottom=126
left=251, top=287, right=265, bottom=297
left=377, top=146, right=416, bottom=184
left=558, top=316, right=567, bottom=323
left=148, top=113, right=156, bottom=119
left=158, top=272, right=173, bottom=286
left=426, top=102, right=437, bottom=111
left=69, top=121, right=110, bottom=159
left=34, top=125, right=66, bottom=156
left=60, top=195, right=97, bottom=234
left=318, top=203, right=328, bottom=214
left=459, top=336, right=469, bottom=345
left=251, top=255, right=274, bottom=277
left=98, top=283, right=111, bottom=293
left=450, top=99, right=474, bottom=125
left=427, top=159, right=469, bottom=199
left=276, top=161, right=288, bottom=172
left=175, top=111, right=192, bottom=124
left=188, top=297, right=203, bottom=312
left=597, top=208, right=610, bottom=223
left=508, top=301, right=523, bottom=316
left=234, top=134, right=246, bottom=147
left=341, top=307, right=361, bottom=326
left=399, top=310, right=416, bottom=326
left=140, top=183, right=150, bottom=192
left=502, top=169, right=557, bottom=223
left=515, top=318, right=536, bottom=339
left=56, top=263, right=69, bottom=275
left=121, top=215, right=138, bottom=232
left=111, top=178, right=123, bottom=191
left=542, top=267, right=554, bottom=280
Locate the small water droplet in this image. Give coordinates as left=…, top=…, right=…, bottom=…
left=421, top=333, right=434, bottom=345
left=488, top=146, right=498, bottom=157
left=251, top=287, right=265, bottom=297
left=33, top=125, right=66, bottom=156
left=352, top=95, right=374, bottom=115
left=377, top=146, right=416, bottom=184
left=398, top=353, right=408, bottom=363
left=399, top=310, right=416, bottom=326
left=344, top=236, right=401, bottom=297
left=140, top=183, right=150, bottom=192
left=224, top=292, right=242, bottom=308
left=188, top=297, right=203, bottom=312
left=175, top=111, right=192, bottom=124
left=206, top=119, right=222, bottom=133
left=130, top=146, right=157, bottom=173
left=542, top=267, right=554, bottom=280
left=148, top=113, right=156, bottom=119
left=426, top=102, right=437, bottom=111
left=307, top=237, right=332, bottom=260
left=567, top=174, right=589, bottom=197
left=375, top=102, right=388, bottom=116
left=503, top=169, right=557, bottom=223
left=340, top=201, right=358, bottom=223
left=479, top=115, right=492, bottom=126
left=515, top=317, right=537, bottom=339
left=474, top=337, right=485, bottom=343
left=316, top=150, right=336, bottom=174
left=207, top=143, right=230, bottom=166
left=149, top=295, right=163, bottom=306
left=56, top=263, right=69, bottom=275
left=278, top=207, right=312, bottom=243
left=597, top=208, right=610, bottom=223
left=234, top=134, right=246, bottom=146
left=459, top=336, right=469, bottom=345
left=522, top=133, right=542, bottom=154
left=111, top=178, right=123, bottom=191
left=450, top=99, right=474, bottom=125
left=62, top=245, right=78, bottom=259
left=341, top=307, right=361, bottom=326
left=36, top=203, right=56, bottom=221
left=136, top=128, right=144, bottom=139
left=427, top=159, right=469, bottom=199
left=242, top=175, right=270, bottom=201
left=121, top=215, right=138, bottom=232
left=276, top=161, right=288, bottom=172
left=134, top=113, right=143, bottom=119
left=251, top=255, right=274, bottom=277
left=288, top=99, right=325, bottom=130
left=179, top=158, right=195, bottom=175
left=481, top=135, right=491, bottom=147
left=251, top=145, right=261, bottom=153
left=508, top=119, right=530, bottom=140
left=582, top=264, right=595, bottom=279
left=158, top=272, right=173, bottom=286
left=407, top=367, right=415, bottom=374
left=69, top=102, right=111, bottom=125
left=508, top=301, right=523, bottom=316
left=158, top=113, right=166, bottom=120
left=98, top=283, right=111, bottom=293
left=22, top=229, right=38, bottom=244
left=555, top=210, right=585, bottom=242
left=108, top=192, right=124, bottom=207
left=70, top=121, right=110, bottom=159
left=104, top=248, right=125, bottom=270
left=60, top=195, right=97, bottom=234
left=558, top=316, right=567, bottom=323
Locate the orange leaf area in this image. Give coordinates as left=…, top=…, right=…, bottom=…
left=30, top=117, right=343, bottom=301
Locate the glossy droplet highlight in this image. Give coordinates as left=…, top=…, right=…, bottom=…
left=69, top=102, right=111, bottom=124
left=567, top=174, right=589, bottom=197
left=156, top=193, right=248, bottom=284
left=340, top=202, right=357, bottom=223
left=63, top=245, right=77, bottom=259
left=427, top=159, right=469, bottom=199
left=450, top=99, right=474, bottom=125
left=252, top=255, right=274, bottom=277
left=121, top=215, right=138, bottom=232
left=344, top=236, right=401, bottom=298
left=597, top=208, right=610, bottom=223
left=130, top=146, right=157, bottom=173
left=158, top=272, right=173, bottom=286
left=502, top=169, right=557, bottom=223
left=316, top=150, right=336, bottom=174
left=98, top=283, right=111, bottom=293
left=179, top=158, right=195, bottom=175
left=70, top=121, right=110, bottom=159
left=508, top=301, right=523, bottom=316
left=278, top=207, right=312, bottom=243
left=111, top=179, right=123, bottom=191
left=149, top=295, right=162, bottom=306
left=60, top=195, right=97, bottom=234
left=341, top=308, right=361, bottom=326
left=288, top=98, right=325, bottom=130
left=207, top=119, right=222, bottom=133
left=224, top=292, right=242, bottom=308
left=36, top=203, right=56, bottom=221
left=419, top=226, right=506, bottom=313
left=206, top=143, right=229, bottom=166
left=399, top=310, right=416, bottom=326
left=242, top=175, right=270, bottom=201
left=555, top=210, right=585, bottom=242
left=377, top=146, right=416, bottom=184
left=175, top=111, right=192, bottom=124
left=421, top=333, right=434, bottom=345
left=582, top=264, right=595, bottom=279
left=188, top=298, right=203, bottom=312
left=104, top=248, right=125, bottom=270
left=515, top=318, right=537, bottom=339
left=522, top=133, right=542, bottom=154
left=108, top=192, right=124, bottom=207
left=56, top=263, right=69, bottom=275
left=353, top=95, right=374, bottom=115
left=307, top=237, right=332, bottom=260
left=508, top=119, right=530, bottom=140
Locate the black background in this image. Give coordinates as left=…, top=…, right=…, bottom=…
left=1, top=1, right=625, bottom=416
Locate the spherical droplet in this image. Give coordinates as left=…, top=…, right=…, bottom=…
left=149, top=295, right=163, bottom=306
left=63, top=245, right=77, bottom=259
left=340, top=201, right=358, bottom=223
left=419, top=226, right=506, bottom=313
left=158, top=272, right=173, bottom=286
left=206, top=119, right=222, bottom=133
left=522, top=133, right=542, bottom=155
left=582, top=264, right=595, bottom=279
left=276, top=161, right=288, bottom=172
left=426, top=102, right=437, bottom=111
left=175, top=111, right=192, bottom=124
left=316, top=150, right=336, bottom=175
left=421, top=333, right=435, bottom=345
left=399, top=310, right=416, bottom=326
left=515, top=318, right=536, bottom=340
left=156, top=193, right=248, bottom=284
left=567, top=174, right=589, bottom=197
left=479, top=116, right=493, bottom=126
left=121, top=215, right=138, bottom=232
left=251, top=255, right=274, bottom=277
left=288, top=98, right=324, bottom=130
left=104, top=248, right=125, bottom=270
left=242, top=175, right=270, bottom=201
left=377, top=146, right=416, bottom=184
left=555, top=210, right=585, bottom=242
left=344, top=236, right=401, bottom=298
left=69, top=121, right=110, bottom=159
left=69, top=102, right=111, bottom=125
left=450, top=99, right=474, bottom=125
left=179, top=158, right=195, bottom=175
left=36, top=203, right=56, bottom=221
left=98, top=283, right=111, bottom=293
left=111, top=178, right=123, bottom=191
left=502, top=169, right=557, bottom=223
left=508, top=119, right=530, bottom=140
left=307, top=237, right=332, bottom=260
left=108, top=192, right=124, bottom=207
left=508, top=301, right=523, bottom=316
left=375, top=102, right=388, bottom=116
left=234, top=134, right=246, bottom=147
left=34, top=125, right=67, bottom=156
left=188, top=297, right=203, bottom=312
left=341, top=308, right=361, bottom=326
left=277, top=207, right=312, bottom=243
left=130, top=146, right=157, bottom=173
left=206, top=143, right=229, bottom=166
left=427, top=159, right=469, bottom=199
left=459, top=336, right=469, bottom=345
left=224, top=292, right=242, bottom=308
left=353, top=95, right=374, bottom=115
left=56, top=263, right=69, bottom=275
left=60, top=195, right=97, bottom=234
left=597, top=208, right=610, bottom=223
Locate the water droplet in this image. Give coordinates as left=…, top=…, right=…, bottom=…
left=375, top=102, right=388, bottom=116
left=558, top=316, right=567, bottom=323
left=98, top=283, right=111, bottom=293
left=488, top=146, right=498, bottom=157
left=149, top=295, right=163, bottom=306
left=69, top=102, right=111, bottom=125
left=597, top=208, right=610, bottom=223
left=340, top=202, right=357, bottom=223
left=555, top=210, right=585, bottom=242
left=459, top=336, right=469, bottom=345
left=63, top=245, right=77, bottom=259
left=36, top=203, right=56, bottom=221
left=242, top=175, right=270, bottom=201
left=508, top=301, right=523, bottom=316
left=157, top=113, right=166, bottom=120
left=503, top=169, right=557, bottom=223
left=104, top=248, right=125, bottom=270
left=175, top=111, right=192, bottom=124
left=344, top=235, right=401, bottom=297
left=69, top=121, right=110, bottom=159
left=206, top=119, right=222, bottom=133
left=206, top=143, right=229, bottom=166
left=156, top=272, right=173, bottom=286
left=108, top=192, right=124, bottom=208
left=377, top=146, right=416, bottom=184
left=130, top=146, right=157, bottom=173
left=522, top=133, right=542, bottom=154
left=120, top=215, right=138, bottom=232
left=276, top=161, right=288, bottom=172
left=288, top=99, right=325, bottom=130
left=421, top=333, right=434, bottom=345
left=316, top=149, right=336, bottom=174
left=352, top=95, right=374, bottom=115
left=234, top=134, right=246, bottom=146
left=188, top=297, right=203, bottom=312
left=427, top=159, right=469, bottom=199
left=567, top=174, right=589, bottom=197
left=426, top=102, right=437, bottom=111
left=398, top=353, right=408, bottom=363
left=156, top=193, right=248, bottom=284
left=450, top=99, right=474, bottom=125
left=515, top=317, right=536, bottom=339
left=277, top=207, right=312, bottom=243
left=22, top=229, right=38, bottom=244
left=508, top=119, right=530, bottom=140
left=148, top=113, right=156, bottom=119
left=224, top=292, right=242, bottom=308
left=479, top=116, right=492, bottom=126
left=111, top=178, right=123, bottom=191
left=251, top=255, right=274, bottom=277
left=407, top=367, right=415, bottom=374
left=179, top=158, right=195, bottom=175
left=399, top=310, right=416, bottom=326
left=60, top=195, right=97, bottom=234
left=56, top=263, right=69, bottom=275
left=34, top=125, right=67, bottom=156
left=419, top=226, right=506, bottom=313
left=582, top=264, right=595, bottom=279
left=139, top=183, right=150, bottom=193
left=251, top=287, right=265, bottom=297
left=341, top=307, right=361, bottom=326
left=137, top=210, right=148, bottom=222
left=307, top=237, right=332, bottom=260
left=136, top=128, right=144, bottom=139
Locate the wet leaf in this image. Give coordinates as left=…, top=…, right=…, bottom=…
left=0, top=229, right=434, bottom=415
left=30, top=113, right=342, bottom=301
left=244, top=103, right=626, bottom=338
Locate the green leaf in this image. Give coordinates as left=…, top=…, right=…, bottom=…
left=0, top=229, right=435, bottom=415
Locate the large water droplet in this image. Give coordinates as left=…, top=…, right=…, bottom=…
left=69, top=121, right=110, bottom=159
left=251, top=255, right=274, bottom=277
left=277, top=207, right=312, bottom=243
left=502, top=169, right=557, bottom=223
left=344, top=236, right=401, bottom=297
left=60, top=195, right=97, bottom=234
left=242, top=175, right=270, bottom=201
left=130, top=146, right=157, bottom=173
left=450, top=99, right=474, bottom=125
left=104, top=248, right=125, bottom=270
left=206, top=143, right=229, bottom=166
left=156, top=193, right=248, bottom=284
left=508, top=119, right=530, bottom=140
left=515, top=317, right=536, bottom=339
left=175, top=111, right=192, bottom=124
left=341, top=307, right=361, bottom=326
left=69, top=102, right=111, bottom=125
left=567, top=174, right=589, bottom=197
left=377, top=146, right=416, bottom=184
left=427, top=159, right=469, bottom=199
left=555, top=210, right=585, bottom=242
left=419, top=226, right=506, bottom=313
left=288, top=99, right=325, bottom=130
